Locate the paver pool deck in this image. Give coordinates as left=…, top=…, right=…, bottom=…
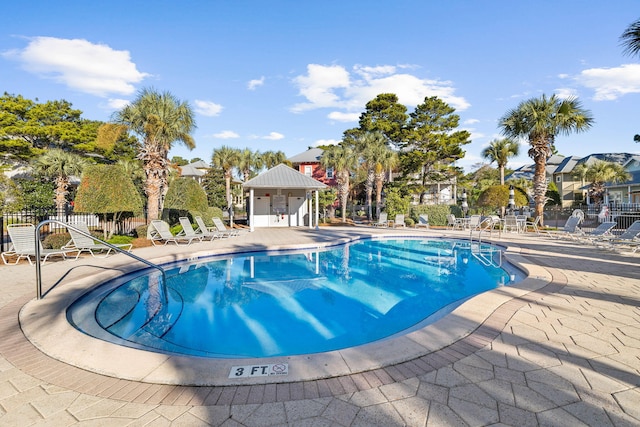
left=0, top=226, right=638, bottom=426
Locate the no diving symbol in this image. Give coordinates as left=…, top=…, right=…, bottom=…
left=271, top=364, right=287, bottom=374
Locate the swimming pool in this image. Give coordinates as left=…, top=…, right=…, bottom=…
left=68, top=237, right=520, bottom=359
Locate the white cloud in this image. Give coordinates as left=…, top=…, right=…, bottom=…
left=553, top=87, right=578, bottom=99
left=194, top=100, right=223, bottom=116
left=213, top=130, right=239, bottom=139
left=4, top=36, right=148, bottom=97
left=327, top=111, right=359, bottom=122
left=248, top=76, right=265, bottom=90
left=575, top=63, right=640, bottom=101
left=263, top=132, right=284, bottom=140
left=291, top=64, right=351, bottom=112
left=463, top=118, right=480, bottom=125
left=291, top=63, right=470, bottom=116
left=106, top=98, right=130, bottom=110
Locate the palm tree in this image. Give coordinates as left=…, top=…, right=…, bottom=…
left=481, top=138, right=520, bottom=185
left=320, top=144, right=358, bottom=223
left=357, top=131, right=389, bottom=220
left=573, top=160, right=631, bottom=204
left=499, top=94, right=594, bottom=225
left=237, top=148, right=263, bottom=182
left=32, top=149, right=90, bottom=210
left=114, top=88, right=196, bottom=222
left=620, top=17, right=640, bottom=57
left=212, top=145, right=240, bottom=220
left=261, top=150, right=289, bottom=169
left=620, top=18, right=640, bottom=143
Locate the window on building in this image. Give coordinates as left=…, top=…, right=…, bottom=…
left=304, top=165, right=312, bottom=176
left=556, top=176, right=561, bottom=183
left=326, top=167, right=334, bottom=179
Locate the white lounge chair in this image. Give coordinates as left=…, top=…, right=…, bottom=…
left=194, top=216, right=226, bottom=240
left=597, top=220, right=640, bottom=253
left=1, top=223, right=79, bottom=265
left=212, top=217, right=240, bottom=237
left=178, top=217, right=218, bottom=242
left=447, top=214, right=463, bottom=230
left=414, top=214, right=429, bottom=229
left=391, top=214, right=406, bottom=228
left=149, top=220, right=201, bottom=245
left=62, top=221, right=132, bottom=259
left=576, top=221, right=616, bottom=244
left=372, top=212, right=389, bottom=227
left=549, top=215, right=583, bottom=240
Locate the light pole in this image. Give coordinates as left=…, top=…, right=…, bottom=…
left=508, top=185, right=515, bottom=214
left=461, top=189, right=468, bottom=217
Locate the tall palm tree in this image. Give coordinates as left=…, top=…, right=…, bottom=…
left=320, top=144, right=358, bottom=223
left=114, top=88, right=196, bottom=222
left=481, top=138, right=520, bottom=185
left=620, top=18, right=640, bottom=142
left=261, top=150, right=289, bottom=169
left=237, top=148, right=263, bottom=182
left=357, top=131, right=399, bottom=219
left=573, top=160, right=631, bottom=204
left=32, top=149, right=90, bottom=210
left=212, top=145, right=240, bottom=218
left=499, top=94, right=593, bottom=224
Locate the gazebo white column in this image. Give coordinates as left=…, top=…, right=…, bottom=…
left=315, top=190, right=319, bottom=230
left=249, top=188, right=255, bottom=232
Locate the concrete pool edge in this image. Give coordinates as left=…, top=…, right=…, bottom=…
left=18, top=233, right=552, bottom=386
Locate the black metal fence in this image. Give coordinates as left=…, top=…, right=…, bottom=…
left=1, top=206, right=147, bottom=252
left=541, top=203, right=640, bottom=232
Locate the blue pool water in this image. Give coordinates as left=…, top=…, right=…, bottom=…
left=68, top=238, right=520, bottom=358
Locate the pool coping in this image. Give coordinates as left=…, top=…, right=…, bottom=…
left=18, top=233, right=552, bottom=387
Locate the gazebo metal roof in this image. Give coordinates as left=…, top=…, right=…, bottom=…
left=243, top=164, right=327, bottom=190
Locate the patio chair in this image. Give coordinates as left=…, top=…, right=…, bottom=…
left=596, top=220, right=640, bottom=253
left=576, top=221, right=617, bottom=245
left=549, top=215, right=583, bottom=240
left=212, top=217, right=240, bottom=237
left=372, top=212, right=389, bottom=227
left=62, top=221, right=133, bottom=259
left=414, top=214, right=429, bottom=229
left=149, top=220, right=201, bottom=245
left=447, top=214, right=464, bottom=230
left=503, top=215, right=521, bottom=233
left=524, top=216, right=541, bottom=234
left=178, top=217, right=218, bottom=242
left=467, top=215, right=482, bottom=231
left=1, top=223, right=79, bottom=265
left=391, top=214, right=406, bottom=228
left=194, top=216, right=226, bottom=240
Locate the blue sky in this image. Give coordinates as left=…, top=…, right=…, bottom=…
left=2, top=1, right=639, bottom=172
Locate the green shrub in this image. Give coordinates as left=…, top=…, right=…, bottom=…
left=43, top=233, right=70, bottom=249
left=135, top=225, right=148, bottom=239
left=409, top=204, right=462, bottom=227
left=107, top=235, right=134, bottom=245
left=404, top=217, right=414, bottom=227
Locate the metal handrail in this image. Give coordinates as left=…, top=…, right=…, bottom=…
left=35, top=219, right=166, bottom=300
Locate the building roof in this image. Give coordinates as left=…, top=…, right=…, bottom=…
left=243, top=163, right=328, bottom=190
left=180, top=164, right=206, bottom=177
left=288, top=148, right=324, bottom=164
left=554, top=156, right=581, bottom=174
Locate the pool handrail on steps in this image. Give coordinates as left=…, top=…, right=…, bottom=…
left=35, top=219, right=166, bottom=300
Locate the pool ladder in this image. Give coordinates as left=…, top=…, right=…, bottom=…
left=35, top=220, right=166, bottom=300
left=467, top=217, right=503, bottom=267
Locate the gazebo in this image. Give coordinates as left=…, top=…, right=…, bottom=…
left=243, top=164, right=328, bottom=231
